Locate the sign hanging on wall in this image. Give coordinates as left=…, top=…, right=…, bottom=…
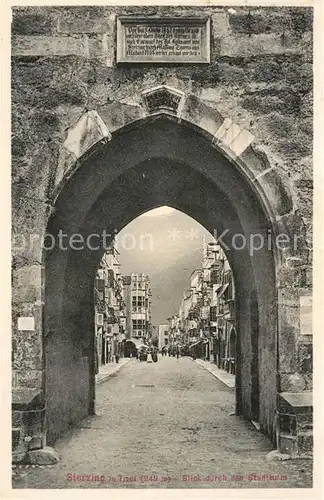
left=116, top=17, right=211, bottom=64
left=17, top=316, right=35, bottom=331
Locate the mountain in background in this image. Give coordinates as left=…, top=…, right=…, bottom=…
left=116, top=207, right=215, bottom=327
left=149, top=246, right=202, bottom=326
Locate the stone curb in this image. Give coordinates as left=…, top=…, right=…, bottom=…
left=195, top=359, right=235, bottom=389
left=96, top=358, right=132, bottom=385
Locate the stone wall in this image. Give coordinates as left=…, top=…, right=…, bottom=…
left=11, top=5, right=313, bottom=460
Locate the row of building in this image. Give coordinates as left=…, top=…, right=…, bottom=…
left=159, top=241, right=237, bottom=374
left=94, top=246, right=152, bottom=372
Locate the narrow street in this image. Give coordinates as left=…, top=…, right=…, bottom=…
left=13, top=357, right=312, bottom=489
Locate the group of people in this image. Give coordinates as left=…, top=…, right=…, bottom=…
left=161, top=345, right=181, bottom=359
left=138, top=345, right=159, bottom=362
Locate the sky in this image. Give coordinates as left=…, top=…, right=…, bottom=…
left=115, top=205, right=216, bottom=326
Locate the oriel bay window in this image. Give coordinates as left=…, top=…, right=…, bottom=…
left=132, top=296, right=145, bottom=311
left=132, top=319, right=145, bottom=330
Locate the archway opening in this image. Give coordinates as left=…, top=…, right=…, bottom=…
left=92, top=206, right=238, bottom=377
left=44, top=117, right=277, bottom=445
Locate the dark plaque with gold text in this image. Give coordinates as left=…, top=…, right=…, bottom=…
left=116, top=17, right=211, bottom=64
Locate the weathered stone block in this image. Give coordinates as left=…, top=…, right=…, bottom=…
left=199, top=87, right=223, bottom=103
left=12, top=195, right=50, bottom=265
left=288, top=8, right=313, bottom=38
left=12, top=142, right=59, bottom=204
left=12, top=328, right=43, bottom=371
left=266, top=449, right=291, bottom=461
left=275, top=137, right=312, bottom=159
left=230, top=128, right=255, bottom=157
left=277, top=289, right=299, bottom=372
left=12, top=428, right=21, bottom=451
left=220, top=33, right=303, bottom=58
left=57, top=7, right=110, bottom=34
left=276, top=263, right=308, bottom=290
left=297, top=342, right=312, bottom=373
left=22, top=408, right=45, bottom=436
left=27, top=446, right=60, bottom=465
left=215, top=118, right=241, bottom=146
left=63, top=110, right=111, bottom=159
left=240, top=145, right=272, bottom=178
left=296, top=412, right=312, bottom=430
left=28, top=436, right=44, bottom=451
left=253, top=167, right=293, bottom=216
left=12, top=35, right=89, bottom=58
left=279, top=391, right=312, bottom=413
left=88, top=34, right=115, bottom=66
left=12, top=411, right=23, bottom=427
left=99, top=101, right=145, bottom=133
left=54, top=146, right=78, bottom=194
left=297, top=433, right=313, bottom=454
left=181, top=94, right=224, bottom=137
left=304, top=373, right=312, bottom=390
left=228, top=8, right=292, bottom=35
left=12, top=7, right=59, bottom=36
left=211, top=12, right=228, bottom=36
left=14, top=370, right=43, bottom=390
left=277, top=210, right=310, bottom=260
left=12, top=388, right=44, bottom=409
left=216, top=61, right=248, bottom=85
left=12, top=264, right=43, bottom=304
left=279, top=373, right=306, bottom=392
left=12, top=429, right=28, bottom=463
left=242, top=88, right=303, bottom=116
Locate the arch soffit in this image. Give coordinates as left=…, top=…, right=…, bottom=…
left=55, top=85, right=293, bottom=234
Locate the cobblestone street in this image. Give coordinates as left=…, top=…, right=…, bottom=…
left=12, top=357, right=312, bottom=489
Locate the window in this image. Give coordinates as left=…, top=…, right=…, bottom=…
left=210, top=269, right=221, bottom=285
left=132, top=296, right=144, bottom=306
left=224, top=272, right=234, bottom=301
left=96, top=313, right=104, bottom=326
left=210, top=306, right=217, bottom=322
left=132, top=319, right=145, bottom=330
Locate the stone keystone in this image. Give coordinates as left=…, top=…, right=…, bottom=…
left=141, top=85, right=185, bottom=116
left=27, top=446, right=60, bottom=465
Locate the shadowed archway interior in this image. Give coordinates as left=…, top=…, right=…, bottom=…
left=45, top=118, right=277, bottom=445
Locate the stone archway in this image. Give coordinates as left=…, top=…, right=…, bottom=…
left=43, top=86, right=295, bottom=446
left=124, top=340, right=138, bottom=358
left=12, top=83, right=307, bottom=459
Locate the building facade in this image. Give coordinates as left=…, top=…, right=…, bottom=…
left=158, top=323, right=169, bottom=349
left=122, top=273, right=152, bottom=355
left=94, top=246, right=126, bottom=372
left=171, top=241, right=236, bottom=373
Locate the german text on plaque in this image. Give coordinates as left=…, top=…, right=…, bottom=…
left=116, top=17, right=211, bottom=64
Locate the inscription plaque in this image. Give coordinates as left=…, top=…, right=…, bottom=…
left=117, top=17, right=211, bottom=64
